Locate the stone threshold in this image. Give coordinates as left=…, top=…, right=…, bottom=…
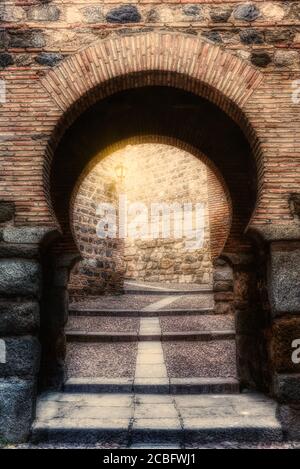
left=64, top=377, right=240, bottom=394
left=31, top=392, right=283, bottom=446
left=65, top=330, right=236, bottom=342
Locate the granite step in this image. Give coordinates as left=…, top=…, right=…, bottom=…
left=64, top=377, right=240, bottom=394
left=65, top=330, right=236, bottom=343
left=31, top=392, right=283, bottom=446
left=69, top=308, right=216, bottom=317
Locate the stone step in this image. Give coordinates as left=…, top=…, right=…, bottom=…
left=69, top=308, right=216, bottom=317
left=31, top=392, right=283, bottom=446
left=123, top=281, right=213, bottom=295
left=69, top=291, right=215, bottom=313
left=65, top=330, right=236, bottom=343
left=67, top=314, right=234, bottom=332
left=64, top=377, right=240, bottom=394
left=124, top=288, right=213, bottom=295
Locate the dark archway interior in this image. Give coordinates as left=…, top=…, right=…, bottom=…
left=40, top=85, right=271, bottom=395
left=50, top=86, right=257, bottom=255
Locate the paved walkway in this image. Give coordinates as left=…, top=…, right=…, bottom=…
left=31, top=288, right=285, bottom=447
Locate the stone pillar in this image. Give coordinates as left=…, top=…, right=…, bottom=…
left=268, top=241, right=300, bottom=439
left=0, top=222, right=51, bottom=443
left=213, top=257, right=234, bottom=315
left=268, top=241, right=300, bottom=400
left=39, top=252, right=79, bottom=392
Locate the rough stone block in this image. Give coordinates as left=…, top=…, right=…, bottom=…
left=0, top=302, right=39, bottom=336
left=106, top=6, right=141, bottom=24
left=250, top=51, right=271, bottom=67
left=269, top=246, right=300, bottom=315
left=240, top=29, right=264, bottom=44
left=0, top=378, right=35, bottom=443
left=233, top=4, right=260, bottom=22
left=271, top=319, right=300, bottom=373
left=27, top=5, right=61, bottom=22
left=274, top=373, right=300, bottom=403
left=35, top=52, right=63, bottom=67
left=82, top=6, right=103, bottom=23
left=278, top=404, right=300, bottom=439
left=213, top=281, right=233, bottom=292
left=210, top=7, right=232, bottom=23
left=8, top=29, right=46, bottom=48
left=214, top=266, right=233, bottom=282
left=0, top=260, right=41, bottom=297
left=3, top=226, right=52, bottom=244
left=0, top=336, right=40, bottom=378
left=0, top=52, right=14, bottom=68
left=0, top=243, right=39, bottom=259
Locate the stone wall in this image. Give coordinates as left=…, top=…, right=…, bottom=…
left=69, top=143, right=231, bottom=295
left=1, top=1, right=300, bottom=72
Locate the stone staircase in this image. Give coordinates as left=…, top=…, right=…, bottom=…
left=31, top=284, right=283, bottom=447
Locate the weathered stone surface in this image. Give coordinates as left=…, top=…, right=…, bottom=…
left=278, top=404, right=300, bottom=439
left=0, top=337, right=40, bottom=378
left=274, top=50, right=299, bottom=68
left=0, top=53, right=14, bottom=68
left=239, top=29, right=264, bottom=44
left=265, top=29, right=294, bottom=44
left=106, top=6, right=141, bottom=24
left=0, top=302, right=39, bottom=336
left=251, top=51, right=271, bottom=67
left=82, top=6, right=103, bottom=23
left=15, top=54, right=33, bottom=67
left=146, top=9, right=158, bottom=23
left=290, top=3, right=300, bottom=21
left=0, top=243, right=39, bottom=259
left=214, top=302, right=234, bottom=315
left=269, top=246, right=300, bottom=315
left=8, top=29, right=46, bottom=48
left=35, top=52, right=63, bottom=67
left=274, top=373, right=300, bottom=402
left=27, top=5, right=61, bottom=22
left=214, top=266, right=233, bottom=282
left=0, top=378, right=35, bottom=443
left=0, top=260, right=41, bottom=297
left=0, top=202, right=14, bottom=222
left=271, top=319, right=300, bottom=373
left=210, top=7, right=232, bottom=23
left=202, top=30, right=222, bottom=43
left=0, top=5, right=25, bottom=23
left=233, top=4, right=260, bottom=22
left=3, top=226, right=52, bottom=244
left=260, top=3, right=285, bottom=21
left=183, top=5, right=201, bottom=18
left=214, top=281, right=233, bottom=292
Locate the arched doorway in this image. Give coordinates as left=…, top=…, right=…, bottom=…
left=39, top=80, right=267, bottom=394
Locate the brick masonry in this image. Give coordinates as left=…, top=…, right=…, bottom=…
left=0, top=0, right=299, bottom=443
left=0, top=5, right=299, bottom=232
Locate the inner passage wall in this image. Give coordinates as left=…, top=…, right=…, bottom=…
left=69, top=143, right=231, bottom=297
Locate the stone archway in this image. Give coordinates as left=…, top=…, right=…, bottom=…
left=1, top=31, right=299, bottom=444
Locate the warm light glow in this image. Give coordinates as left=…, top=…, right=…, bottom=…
left=115, top=163, right=127, bottom=182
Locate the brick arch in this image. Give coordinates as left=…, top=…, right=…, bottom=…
left=41, top=31, right=265, bottom=229
left=41, top=32, right=263, bottom=115
left=69, top=135, right=233, bottom=261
